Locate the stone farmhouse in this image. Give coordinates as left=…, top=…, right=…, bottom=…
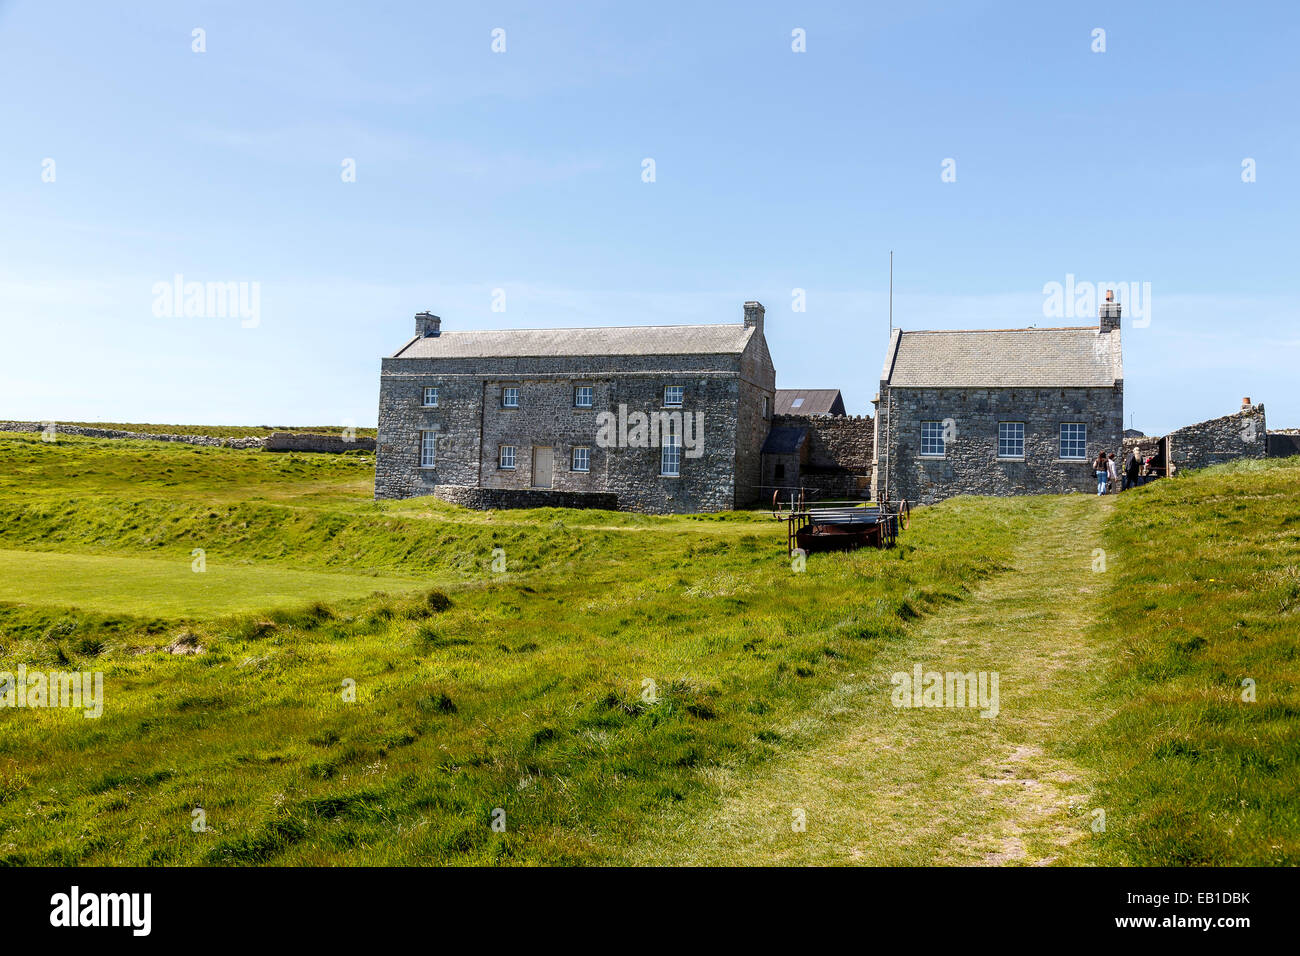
left=872, top=299, right=1125, bottom=505
left=375, top=302, right=775, bottom=513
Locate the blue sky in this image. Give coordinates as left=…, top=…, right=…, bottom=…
left=1, top=0, right=1296, bottom=433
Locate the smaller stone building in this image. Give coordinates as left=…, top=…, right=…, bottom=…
left=774, top=389, right=847, bottom=417
left=760, top=413, right=874, bottom=501
left=872, top=302, right=1125, bottom=505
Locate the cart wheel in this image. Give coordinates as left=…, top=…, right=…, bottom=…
left=900, top=498, right=911, bottom=532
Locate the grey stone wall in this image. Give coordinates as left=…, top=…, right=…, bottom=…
left=874, top=384, right=1124, bottom=504
left=265, top=432, right=376, bottom=452
left=427, top=484, right=618, bottom=511
left=1167, top=405, right=1267, bottom=471
left=0, top=421, right=265, bottom=449
left=766, top=413, right=874, bottom=499
left=375, top=330, right=776, bottom=514
left=735, top=325, right=777, bottom=508
left=1268, top=432, right=1300, bottom=458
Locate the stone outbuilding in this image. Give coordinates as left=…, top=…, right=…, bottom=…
left=872, top=299, right=1125, bottom=505
left=774, top=389, right=846, bottom=417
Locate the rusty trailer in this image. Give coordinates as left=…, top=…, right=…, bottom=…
left=774, top=493, right=910, bottom=555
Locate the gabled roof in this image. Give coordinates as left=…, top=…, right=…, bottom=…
left=775, top=389, right=846, bottom=416
left=881, top=327, right=1122, bottom=388
left=393, top=323, right=755, bottom=359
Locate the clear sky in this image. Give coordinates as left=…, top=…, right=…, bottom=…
left=1, top=0, right=1296, bottom=434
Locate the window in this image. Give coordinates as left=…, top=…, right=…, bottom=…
left=920, top=421, right=946, bottom=457
left=419, top=430, right=437, bottom=468
left=499, top=445, right=516, bottom=469
left=574, top=385, right=593, bottom=408
left=422, top=386, right=438, bottom=407
left=502, top=386, right=519, bottom=408
left=661, top=420, right=681, bottom=476
left=791, top=398, right=804, bottom=409
left=663, top=385, right=684, bottom=407
left=1059, top=423, right=1087, bottom=460
left=571, top=446, right=590, bottom=472
left=998, top=422, right=1025, bottom=459
left=762, top=396, right=770, bottom=418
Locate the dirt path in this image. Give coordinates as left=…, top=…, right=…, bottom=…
left=641, top=494, right=1124, bottom=865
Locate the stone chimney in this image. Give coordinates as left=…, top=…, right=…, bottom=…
left=415, top=311, right=441, bottom=337
left=1099, top=290, right=1121, bottom=332
left=743, top=300, right=765, bottom=333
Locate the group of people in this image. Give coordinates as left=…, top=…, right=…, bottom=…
left=1094, top=448, right=1157, bottom=495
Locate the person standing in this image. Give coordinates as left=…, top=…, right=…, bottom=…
left=1094, top=451, right=1109, bottom=496
left=1106, top=453, right=1120, bottom=494
left=1125, top=448, right=1141, bottom=490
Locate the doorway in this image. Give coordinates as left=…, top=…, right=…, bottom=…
left=532, top=446, right=554, bottom=488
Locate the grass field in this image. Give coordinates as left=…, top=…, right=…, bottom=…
left=0, top=429, right=1295, bottom=866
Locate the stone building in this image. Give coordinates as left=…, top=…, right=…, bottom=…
left=872, top=300, right=1125, bottom=504
left=761, top=412, right=874, bottom=502
left=375, top=302, right=776, bottom=513
left=774, top=389, right=846, bottom=417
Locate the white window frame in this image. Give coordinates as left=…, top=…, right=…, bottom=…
left=660, top=433, right=682, bottom=477
left=663, top=385, right=684, bottom=408
left=499, top=445, right=516, bottom=470
left=422, top=386, right=439, bottom=407
left=502, top=386, right=519, bottom=408
left=419, top=430, right=437, bottom=469
left=998, top=422, right=1025, bottom=460
left=1059, top=422, right=1087, bottom=460
left=574, top=385, right=593, bottom=408
left=920, top=421, right=946, bottom=457
left=571, top=446, right=590, bottom=472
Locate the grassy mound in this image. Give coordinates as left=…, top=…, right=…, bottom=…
left=1077, top=456, right=1300, bottom=865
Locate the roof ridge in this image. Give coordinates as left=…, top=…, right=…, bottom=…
left=900, top=326, right=1101, bottom=334
left=438, top=322, right=748, bottom=335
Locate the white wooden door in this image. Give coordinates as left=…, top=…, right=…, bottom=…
left=532, top=446, right=554, bottom=488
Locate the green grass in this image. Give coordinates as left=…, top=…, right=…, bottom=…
left=0, top=548, right=429, bottom=617
left=0, top=428, right=1295, bottom=866
left=0, top=430, right=1035, bottom=864
left=1070, top=456, right=1300, bottom=865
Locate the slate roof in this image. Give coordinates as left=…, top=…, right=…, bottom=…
left=393, top=323, right=755, bottom=359
left=882, top=327, right=1122, bottom=388
left=761, top=427, right=808, bottom=456
left=774, top=389, right=846, bottom=416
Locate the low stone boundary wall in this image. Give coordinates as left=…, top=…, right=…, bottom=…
left=1268, top=432, right=1300, bottom=457
left=0, top=421, right=264, bottom=448
left=430, top=484, right=619, bottom=511
left=0, top=422, right=373, bottom=453
left=264, top=432, right=376, bottom=453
